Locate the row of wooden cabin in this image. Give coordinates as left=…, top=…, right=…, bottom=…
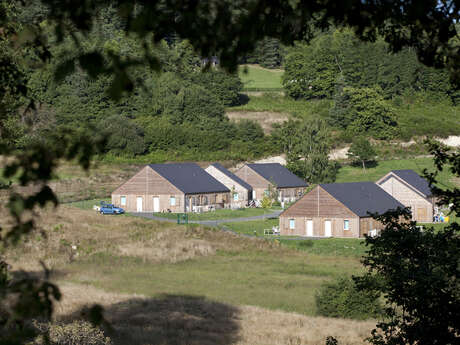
left=279, top=169, right=435, bottom=238
left=111, top=162, right=308, bottom=213
left=112, top=163, right=435, bottom=238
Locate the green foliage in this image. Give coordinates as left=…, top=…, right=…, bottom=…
left=329, top=86, right=398, bottom=139
left=245, top=38, right=285, bottom=69
left=278, top=119, right=338, bottom=183
left=192, top=70, right=242, bottom=106
left=347, top=137, right=377, bottom=170
left=355, top=142, right=460, bottom=345
left=283, top=35, right=338, bottom=99
left=283, top=28, right=459, bottom=102
left=99, top=115, right=146, bottom=156
left=32, top=321, right=112, bottom=345
left=315, top=276, right=382, bottom=320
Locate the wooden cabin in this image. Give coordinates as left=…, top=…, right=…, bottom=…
left=205, top=163, right=253, bottom=208
left=279, top=182, right=404, bottom=238
left=376, top=170, right=434, bottom=223
left=234, top=163, right=307, bottom=202
left=112, top=163, right=230, bottom=213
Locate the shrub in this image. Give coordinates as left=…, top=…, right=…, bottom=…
left=32, top=321, right=112, bottom=345
left=315, top=276, right=382, bottom=320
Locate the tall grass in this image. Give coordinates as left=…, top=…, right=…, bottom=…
left=238, top=65, right=284, bottom=91
left=230, top=93, right=331, bottom=120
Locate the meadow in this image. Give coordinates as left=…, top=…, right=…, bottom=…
left=2, top=205, right=372, bottom=345
left=238, top=64, right=284, bottom=91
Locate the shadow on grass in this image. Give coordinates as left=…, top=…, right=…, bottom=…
left=349, top=160, right=379, bottom=169
left=237, top=93, right=250, bottom=105
left=65, top=294, right=241, bottom=345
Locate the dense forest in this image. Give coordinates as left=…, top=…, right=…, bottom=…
left=3, top=3, right=459, bottom=165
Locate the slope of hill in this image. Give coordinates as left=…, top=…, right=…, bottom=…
left=3, top=205, right=373, bottom=344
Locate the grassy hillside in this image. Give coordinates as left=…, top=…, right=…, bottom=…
left=238, top=64, right=284, bottom=91
left=336, top=157, right=458, bottom=190
left=231, top=65, right=460, bottom=140
left=5, top=206, right=364, bottom=316
left=1, top=205, right=374, bottom=344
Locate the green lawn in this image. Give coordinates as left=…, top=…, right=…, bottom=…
left=153, top=207, right=281, bottom=221
left=336, top=157, right=458, bottom=190
left=230, top=93, right=331, bottom=119
left=69, top=198, right=111, bottom=210
left=222, top=218, right=279, bottom=236
left=278, top=238, right=367, bottom=259
left=222, top=220, right=367, bottom=258
left=64, top=248, right=363, bottom=316
left=397, top=99, right=460, bottom=139
left=238, top=64, right=284, bottom=91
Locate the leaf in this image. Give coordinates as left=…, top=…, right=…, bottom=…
left=54, top=58, right=76, bottom=83
left=78, top=52, right=105, bottom=79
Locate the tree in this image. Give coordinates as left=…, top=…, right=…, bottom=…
left=347, top=137, right=376, bottom=170
left=329, top=86, right=398, bottom=139
left=284, top=119, right=338, bottom=183
left=1, top=1, right=459, bottom=344
left=354, top=141, right=460, bottom=345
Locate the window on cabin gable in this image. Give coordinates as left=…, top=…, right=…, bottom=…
left=344, top=220, right=350, bottom=230
left=170, top=196, right=176, bottom=206
left=120, top=196, right=126, bottom=206
left=289, top=219, right=295, bottom=230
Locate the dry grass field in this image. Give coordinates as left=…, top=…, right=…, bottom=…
left=0, top=160, right=140, bottom=203
left=1, top=205, right=373, bottom=345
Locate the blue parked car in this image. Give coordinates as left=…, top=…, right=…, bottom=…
left=99, top=201, right=124, bottom=215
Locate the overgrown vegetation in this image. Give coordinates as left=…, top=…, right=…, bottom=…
left=315, top=277, right=382, bottom=320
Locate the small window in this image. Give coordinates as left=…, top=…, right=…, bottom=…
left=344, top=219, right=350, bottom=230
left=289, top=219, right=295, bottom=230
left=264, top=190, right=269, bottom=196
left=120, top=196, right=126, bottom=206
left=203, top=196, right=208, bottom=205
left=233, top=193, right=239, bottom=201
left=170, top=196, right=176, bottom=206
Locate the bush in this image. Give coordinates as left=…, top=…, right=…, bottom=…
left=315, top=276, right=382, bottom=320
left=32, top=321, right=112, bottom=345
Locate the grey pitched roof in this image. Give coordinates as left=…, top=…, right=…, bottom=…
left=320, top=182, right=405, bottom=217
left=247, top=163, right=308, bottom=188
left=148, top=163, right=230, bottom=194
left=391, top=170, right=432, bottom=197
left=210, top=163, right=253, bottom=191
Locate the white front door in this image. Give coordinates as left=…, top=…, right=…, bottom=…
left=136, top=197, right=143, bottom=212
left=153, top=197, right=160, bottom=212
left=306, top=220, right=313, bottom=237
left=252, top=190, right=256, bottom=200
left=324, top=220, right=332, bottom=237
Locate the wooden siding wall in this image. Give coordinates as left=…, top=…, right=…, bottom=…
left=205, top=166, right=250, bottom=207
left=359, top=217, right=386, bottom=237
left=278, top=187, right=306, bottom=201
left=378, top=177, right=433, bottom=222
left=112, top=193, right=185, bottom=213
left=111, top=166, right=229, bottom=212
left=184, top=192, right=230, bottom=211
left=234, top=165, right=306, bottom=201
left=281, top=186, right=356, bottom=218
left=112, top=166, right=185, bottom=212
left=279, top=186, right=361, bottom=237
left=234, top=165, right=269, bottom=200
left=280, top=216, right=360, bottom=237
